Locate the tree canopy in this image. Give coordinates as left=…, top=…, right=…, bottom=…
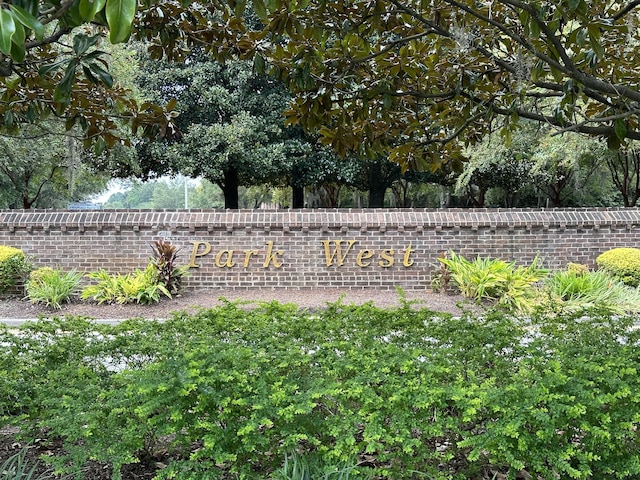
left=130, top=0, right=640, bottom=170
left=0, top=121, right=109, bottom=208
left=0, top=0, right=176, bottom=151
left=3, top=0, right=640, bottom=175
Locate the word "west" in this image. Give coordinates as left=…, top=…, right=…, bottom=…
left=322, top=240, right=415, bottom=268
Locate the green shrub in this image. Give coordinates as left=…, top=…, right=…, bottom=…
left=545, top=268, right=640, bottom=314
left=0, top=246, right=31, bottom=294
left=438, top=251, right=548, bottom=312
left=5, top=305, right=640, bottom=480
left=596, top=247, right=640, bottom=287
left=81, top=263, right=170, bottom=304
left=26, top=267, right=83, bottom=309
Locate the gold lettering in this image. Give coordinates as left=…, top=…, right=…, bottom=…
left=263, top=241, right=284, bottom=268
left=243, top=250, right=259, bottom=267
left=403, top=243, right=415, bottom=267
left=321, top=239, right=357, bottom=266
left=378, top=249, right=394, bottom=268
left=356, top=249, right=374, bottom=267
left=215, top=250, right=235, bottom=268
left=188, top=241, right=211, bottom=268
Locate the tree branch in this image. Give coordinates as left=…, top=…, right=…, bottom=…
left=41, top=0, right=76, bottom=25
left=25, top=28, right=71, bottom=49
left=611, top=1, right=640, bottom=21
left=352, top=31, right=433, bottom=65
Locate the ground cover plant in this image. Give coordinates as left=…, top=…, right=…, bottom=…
left=545, top=268, right=640, bottom=314
left=0, top=448, right=53, bottom=480
left=80, top=264, right=172, bottom=305
left=2, top=299, right=640, bottom=479
left=26, top=267, right=83, bottom=309
left=438, top=251, right=640, bottom=315
left=437, top=251, right=547, bottom=313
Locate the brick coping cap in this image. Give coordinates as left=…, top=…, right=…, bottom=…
left=1, top=208, right=640, bottom=228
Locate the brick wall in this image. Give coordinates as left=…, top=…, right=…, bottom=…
left=1, top=208, right=639, bottom=291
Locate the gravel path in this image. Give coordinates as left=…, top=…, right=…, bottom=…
left=0, top=288, right=473, bottom=321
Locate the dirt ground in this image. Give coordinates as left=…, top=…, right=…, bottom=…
left=0, top=287, right=471, bottom=320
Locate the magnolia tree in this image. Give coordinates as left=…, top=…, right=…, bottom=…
left=0, top=0, right=177, bottom=151
left=132, top=0, right=640, bottom=171
left=4, top=0, right=640, bottom=175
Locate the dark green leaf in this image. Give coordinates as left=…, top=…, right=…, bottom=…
left=0, top=9, right=17, bottom=56
left=38, top=60, right=68, bottom=76
left=95, top=136, right=106, bottom=156
left=589, top=35, right=604, bottom=61
left=252, top=0, right=267, bottom=20
left=9, top=38, right=25, bottom=62
left=234, top=0, right=246, bottom=17
left=79, top=0, right=107, bottom=21
left=11, top=19, right=24, bottom=46
left=576, top=27, right=588, bottom=45
left=87, top=61, right=113, bottom=87
left=614, top=118, right=627, bottom=141
left=25, top=103, right=35, bottom=122
left=65, top=0, right=86, bottom=28
left=73, top=33, right=100, bottom=55
left=82, top=64, right=99, bottom=84
left=587, top=23, right=601, bottom=42
left=529, top=18, right=541, bottom=38
left=82, top=49, right=108, bottom=61
left=607, top=133, right=621, bottom=150
left=53, top=59, right=78, bottom=105
left=253, top=53, right=265, bottom=73
left=550, top=65, right=564, bottom=83
left=12, top=0, right=38, bottom=18
left=9, top=4, right=44, bottom=40
left=567, top=0, right=580, bottom=11
left=106, top=0, right=136, bottom=43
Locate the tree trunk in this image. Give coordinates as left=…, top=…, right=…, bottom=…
left=292, top=185, right=304, bottom=208
left=222, top=168, right=239, bottom=209
left=367, top=161, right=387, bottom=207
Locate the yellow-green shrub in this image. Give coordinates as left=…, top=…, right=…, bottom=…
left=0, top=246, right=31, bottom=293
left=596, top=247, right=640, bottom=287
left=27, top=267, right=83, bottom=309
left=0, top=246, right=23, bottom=262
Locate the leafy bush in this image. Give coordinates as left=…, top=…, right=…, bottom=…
left=3, top=304, right=640, bottom=480
left=438, top=250, right=548, bottom=312
left=150, top=239, right=188, bottom=295
left=26, top=267, right=83, bottom=309
left=596, top=247, right=640, bottom=287
left=545, top=268, right=640, bottom=314
left=0, top=246, right=31, bottom=294
left=81, top=263, right=170, bottom=304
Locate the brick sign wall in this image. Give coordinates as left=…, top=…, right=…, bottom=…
left=1, top=208, right=639, bottom=291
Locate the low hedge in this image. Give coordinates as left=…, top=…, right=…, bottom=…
left=0, top=245, right=29, bottom=293
left=596, top=247, right=640, bottom=286
left=2, top=302, right=640, bottom=479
